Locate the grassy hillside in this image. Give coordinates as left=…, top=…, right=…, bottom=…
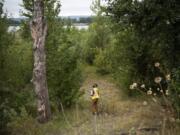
left=8, top=65, right=180, bottom=135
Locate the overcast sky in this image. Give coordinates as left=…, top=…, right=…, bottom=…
left=3, top=0, right=93, bottom=17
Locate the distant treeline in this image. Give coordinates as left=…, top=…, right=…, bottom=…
left=8, top=16, right=93, bottom=26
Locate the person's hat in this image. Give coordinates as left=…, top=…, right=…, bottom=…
left=93, top=83, right=98, bottom=88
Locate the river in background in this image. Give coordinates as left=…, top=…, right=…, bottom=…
left=8, top=26, right=20, bottom=32
left=8, top=24, right=89, bottom=32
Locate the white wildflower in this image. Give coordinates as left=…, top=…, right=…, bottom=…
left=166, top=74, right=171, bottom=81
left=166, top=20, right=170, bottom=25
left=154, top=77, right=162, bottom=83
left=140, top=84, right=145, bottom=88
left=129, top=85, right=134, bottom=90
left=165, top=90, right=169, bottom=95
left=129, top=83, right=138, bottom=90
left=132, top=83, right=137, bottom=87
left=154, top=62, right=160, bottom=67
left=147, top=90, right=153, bottom=95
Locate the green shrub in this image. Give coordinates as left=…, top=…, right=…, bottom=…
left=94, top=49, right=113, bottom=75
left=7, top=108, right=43, bottom=135
left=170, top=68, right=180, bottom=118
left=46, top=26, right=83, bottom=108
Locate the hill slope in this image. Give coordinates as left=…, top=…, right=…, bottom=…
left=61, top=66, right=164, bottom=135
left=9, top=66, right=177, bottom=135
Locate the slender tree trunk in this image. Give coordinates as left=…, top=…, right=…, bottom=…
left=30, top=0, right=51, bottom=123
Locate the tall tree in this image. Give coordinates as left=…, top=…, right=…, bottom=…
left=0, top=0, right=19, bottom=133
left=106, top=0, right=180, bottom=96
left=21, top=0, right=61, bottom=40
left=84, top=0, right=112, bottom=64
left=22, top=0, right=82, bottom=109
left=107, top=0, right=180, bottom=69
left=30, top=0, right=51, bottom=122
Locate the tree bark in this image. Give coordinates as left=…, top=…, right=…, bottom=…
left=30, top=0, right=51, bottom=123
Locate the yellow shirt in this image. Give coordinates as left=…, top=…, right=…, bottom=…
left=91, top=88, right=100, bottom=100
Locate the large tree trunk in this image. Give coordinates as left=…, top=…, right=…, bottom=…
left=30, top=0, right=51, bottom=123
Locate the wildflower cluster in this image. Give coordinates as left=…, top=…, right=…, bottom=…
left=154, top=77, right=162, bottom=84
left=129, top=62, right=171, bottom=97
left=129, top=62, right=180, bottom=127
left=129, top=83, right=137, bottom=90
left=129, top=82, right=169, bottom=96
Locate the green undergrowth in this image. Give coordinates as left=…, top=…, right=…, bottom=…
left=8, top=99, right=91, bottom=135
left=7, top=65, right=180, bottom=135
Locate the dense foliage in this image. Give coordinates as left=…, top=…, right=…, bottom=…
left=1, top=0, right=83, bottom=134
left=106, top=0, right=180, bottom=101
left=46, top=22, right=83, bottom=108
left=82, top=0, right=113, bottom=69
left=0, top=0, right=180, bottom=134
left=22, top=0, right=83, bottom=108
left=81, top=0, right=180, bottom=117
left=0, top=1, right=34, bottom=134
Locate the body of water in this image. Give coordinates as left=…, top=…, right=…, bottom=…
left=8, top=26, right=20, bottom=32
left=8, top=23, right=89, bottom=32
left=73, top=23, right=89, bottom=30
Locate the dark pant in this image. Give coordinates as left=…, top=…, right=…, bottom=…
left=92, top=98, right=98, bottom=114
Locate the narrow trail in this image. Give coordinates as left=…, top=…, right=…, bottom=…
left=63, top=67, right=163, bottom=135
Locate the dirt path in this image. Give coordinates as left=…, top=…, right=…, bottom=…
left=69, top=67, right=162, bottom=135
left=61, top=67, right=163, bottom=135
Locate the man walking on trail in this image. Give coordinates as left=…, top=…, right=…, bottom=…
left=91, top=83, right=100, bottom=115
